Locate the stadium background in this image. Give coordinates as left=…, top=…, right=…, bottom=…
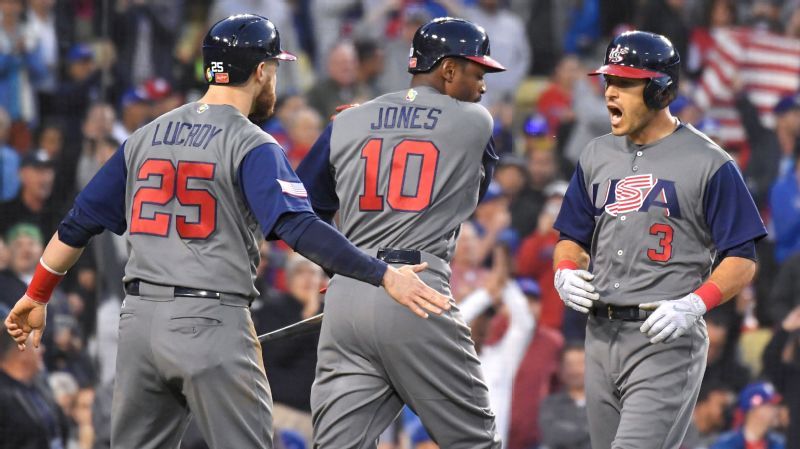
left=0, top=0, right=799, bottom=448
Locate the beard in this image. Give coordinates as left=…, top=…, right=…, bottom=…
left=248, top=81, right=276, bottom=124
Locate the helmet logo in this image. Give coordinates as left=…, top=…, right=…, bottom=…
left=409, top=57, right=417, bottom=69
left=205, top=67, right=214, bottom=83
left=214, top=72, right=229, bottom=83
left=608, top=44, right=629, bottom=63
left=211, top=61, right=224, bottom=72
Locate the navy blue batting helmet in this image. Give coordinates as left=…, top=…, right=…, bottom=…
left=589, top=31, right=680, bottom=110
left=202, top=14, right=296, bottom=86
left=408, top=17, right=506, bottom=74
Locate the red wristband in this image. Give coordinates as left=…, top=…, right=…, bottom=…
left=694, top=282, right=723, bottom=311
left=556, top=260, right=579, bottom=271
left=25, top=259, right=65, bottom=304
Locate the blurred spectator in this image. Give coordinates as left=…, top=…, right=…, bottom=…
left=112, top=87, right=152, bottom=143
left=744, top=92, right=800, bottom=210
left=354, top=37, right=386, bottom=99
left=71, top=103, right=116, bottom=193
left=459, top=248, right=534, bottom=446
left=510, top=0, right=569, bottom=75
left=562, top=0, right=601, bottom=56
left=48, top=370, right=79, bottom=418
left=144, top=77, right=182, bottom=118
left=91, top=382, right=113, bottom=449
left=747, top=0, right=783, bottom=34
left=670, top=95, right=703, bottom=126
left=537, top=55, right=580, bottom=135
left=562, top=74, right=609, bottom=165
left=450, top=221, right=488, bottom=302
left=703, top=309, right=751, bottom=394
left=486, top=273, right=563, bottom=449
left=0, top=106, right=20, bottom=201
left=27, top=0, right=59, bottom=114
left=306, top=41, right=370, bottom=119
left=46, top=310, right=96, bottom=388
left=71, top=387, right=95, bottom=449
left=110, top=0, right=181, bottom=92
left=683, top=383, right=735, bottom=449
left=494, top=154, right=528, bottom=204
left=0, top=235, right=9, bottom=270
left=516, top=181, right=573, bottom=332
left=77, top=136, right=119, bottom=191
left=263, top=94, right=309, bottom=150
left=686, top=0, right=738, bottom=78
left=53, top=44, right=101, bottom=134
left=0, top=223, right=40, bottom=308
left=464, top=0, right=530, bottom=106
left=538, top=343, right=591, bottom=449
left=762, top=305, right=800, bottom=449
left=470, top=182, right=519, bottom=263
left=255, top=254, right=325, bottom=443
left=0, top=152, right=60, bottom=237
left=285, top=107, right=324, bottom=168
left=0, top=324, right=68, bottom=449
left=710, top=382, right=785, bottom=449
left=377, top=6, right=429, bottom=93
left=513, top=132, right=562, bottom=236
left=768, top=253, right=800, bottom=325
left=637, top=0, right=689, bottom=63
left=0, top=0, right=48, bottom=124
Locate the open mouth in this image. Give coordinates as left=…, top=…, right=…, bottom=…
left=608, top=104, right=623, bottom=127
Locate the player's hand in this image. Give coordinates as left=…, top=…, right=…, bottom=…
left=4, top=295, right=48, bottom=351
left=639, top=293, right=706, bottom=344
left=383, top=263, right=452, bottom=319
left=554, top=268, right=599, bottom=314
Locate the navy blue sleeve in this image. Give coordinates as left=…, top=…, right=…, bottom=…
left=553, top=163, right=596, bottom=248
left=295, top=123, right=339, bottom=224
left=239, top=143, right=314, bottom=239
left=59, top=142, right=128, bottom=246
left=719, top=239, right=757, bottom=261
left=478, top=136, right=499, bottom=202
left=703, top=160, right=767, bottom=252
left=273, top=211, right=387, bottom=286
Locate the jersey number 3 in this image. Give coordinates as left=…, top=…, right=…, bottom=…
left=359, top=138, right=439, bottom=212
left=130, top=159, right=217, bottom=239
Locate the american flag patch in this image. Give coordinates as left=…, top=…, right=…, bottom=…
left=276, top=179, right=308, bottom=198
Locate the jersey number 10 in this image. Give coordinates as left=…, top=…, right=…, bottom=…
left=130, top=159, right=217, bottom=239
left=359, top=138, right=439, bottom=212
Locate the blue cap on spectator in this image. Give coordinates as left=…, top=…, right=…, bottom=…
left=66, top=44, right=94, bottom=63
left=774, top=93, right=800, bottom=115
left=523, top=114, right=548, bottom=137
left=669, top=95, right=693, bottom=115
left=738, top=382, right=781, bottom=412
left=480, top=181, right=505, bottom=203
left=695, top=117, right=721, bottom=139
left=20, top=151, right=54, bottom=169
left=121, top=87, right=150, bottom=107
left=517, top=277, right=541, bottom=297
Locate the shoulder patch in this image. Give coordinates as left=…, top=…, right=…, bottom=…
left=276, top=179, right=308, bottom=198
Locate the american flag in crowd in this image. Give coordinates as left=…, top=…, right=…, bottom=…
left=694, top=27, right=800, bottom=145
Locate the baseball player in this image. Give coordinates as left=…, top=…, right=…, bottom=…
left=552, top=31, right=767, bottom=449
left=4, top=14, right=449, bottom=449
left=296, top=17, right=505, bottom=449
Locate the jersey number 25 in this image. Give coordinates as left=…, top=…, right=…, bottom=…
left=359, top=138, right=439, bottom=212
left=130, top=159, right=217, bottom=239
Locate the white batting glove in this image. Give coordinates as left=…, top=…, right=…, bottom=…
left=639, top=293, right=707, bottom=344
left=554, top=268, right=600, bottom=314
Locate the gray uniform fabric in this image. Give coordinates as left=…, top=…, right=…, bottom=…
left=578, top=125, right=732, bottom=306
left=328, top=86, right=493, bottom=262
left=554, top=123, right=765, bottom=449
left=310, top=87, right=500, bottom=448
left=124, top=103, right=272, bottom=298
left=111, top=103, right=281, bottom=449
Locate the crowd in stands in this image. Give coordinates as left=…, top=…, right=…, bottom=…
left=1, top=0, right=800, bottom=448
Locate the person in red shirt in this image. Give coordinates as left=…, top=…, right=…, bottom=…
left=536, top=55, right=580, bottom=134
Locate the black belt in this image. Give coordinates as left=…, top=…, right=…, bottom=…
left=124, top=280, right=222, bottom=300
left=376, top=248, right=421, bottom=265
left=591, top=303, right=653, bottom=321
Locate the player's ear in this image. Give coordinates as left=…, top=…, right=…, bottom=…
left=440, top=58, right=457, bottom=84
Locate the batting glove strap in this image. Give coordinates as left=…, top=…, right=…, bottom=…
left=639, top=293, right=707, bottom=344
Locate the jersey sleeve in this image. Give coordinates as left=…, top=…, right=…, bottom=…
left=67, top=142, right=129, bottom=236
left=478, top=136, right=499, bottom=201
left=239, top=143, right=314, bottom=239
left=703, top=160, right=767, bottom=252
left=295, top=123, right=339, bottom=223
left=553, top=162, right=596, bottom=248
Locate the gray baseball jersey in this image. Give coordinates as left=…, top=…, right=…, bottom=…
left=298, top=85, right=495, bottom=262
left=296, top=87, right=502, bottom=449
left=554, top=124, right=766, bottom=306
left=122, top=103, right=307, bottom=297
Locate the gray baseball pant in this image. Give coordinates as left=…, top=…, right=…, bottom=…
left=110, top=281, right=272, bottom=449
left=310, top=250, right=501, bottom=449
left=585, top=314, right=708, bottom=449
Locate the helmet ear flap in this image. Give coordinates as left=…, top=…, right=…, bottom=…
left=643, top=76, right=676, bottom=110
